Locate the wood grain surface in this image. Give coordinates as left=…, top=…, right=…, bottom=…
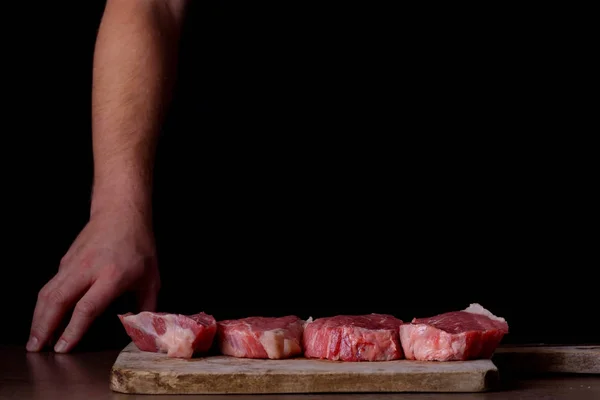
left=494, top=345, right=600, bottom=375
left=110, top=342, right=500, bottom=394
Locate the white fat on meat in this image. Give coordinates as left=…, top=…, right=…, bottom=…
left=129, top=313, right=196, bottom=358
left=303, top=317, right=313, bottom=328
left=463, top=303, right=507, bottom=324
left=259, top=328, right=301, bottom=359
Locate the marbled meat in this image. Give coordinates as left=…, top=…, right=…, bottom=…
left=303, top=313, right=404, bottom=361
left=399, top=303, right=509, bottom=361
left=118, top=311, right=217, bottom=359
left=217, top=315, right=305, bottom=359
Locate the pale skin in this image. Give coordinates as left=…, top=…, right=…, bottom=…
left=26, top=0, right=189, bottom=353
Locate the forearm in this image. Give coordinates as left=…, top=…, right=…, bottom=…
left=90, top=0, right=187, bottom=219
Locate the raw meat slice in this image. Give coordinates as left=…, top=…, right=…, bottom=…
left=217, top=315, right=305, bottom=359
left=118, top=311, right=217, bottom=359
left=303, top=313, right=404, bottom=361
left=399, top=303, right=509, bottom=362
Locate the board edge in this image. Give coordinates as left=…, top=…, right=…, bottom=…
left=109, top=343, right=502, bottom=395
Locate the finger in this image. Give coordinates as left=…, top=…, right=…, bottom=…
left=136, top=287, right=158, bottom=312
left=27, top=278, right=59, bottom=352
left=42, top=303, right=68, bottom=350
left=27, top=272, right=68, bottom=351
left=54, top=278, right=122, bottom=353
left=27, top=273, right=89, bottom=352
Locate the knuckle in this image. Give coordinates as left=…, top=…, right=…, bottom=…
left=59, top=255, right=69, bottom=267
left=37, top=287, right=48, bottom=301
left=79, top=253, right=95, bottom=270
left=37, top=284, right=53, bottom=301
left=103, top=263, right=121, bottom=278
left=74, top=299, right=97, bottom=318
left=47, top=289, right=67, bottom=306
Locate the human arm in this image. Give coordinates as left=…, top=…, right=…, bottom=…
left=90, top=0, right=188, bottom=219
left=26, top=0, right=189, bottom=353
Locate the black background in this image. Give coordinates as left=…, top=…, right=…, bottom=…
left=3, top=2, right=596, bottom=351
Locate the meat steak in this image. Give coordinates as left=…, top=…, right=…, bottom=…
left=303, top=313, right=404, bottom=361
left=118, top=311, right=217, bottom=359
left=217, top=315, right=305, bottom=359
left=399, top=303, right=509, bottom=361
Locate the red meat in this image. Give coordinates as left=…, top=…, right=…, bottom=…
left=399, top=303, right=509, bottom=361
left=303, top=313, right=404, bottom=361
left=118, top=311, right=217, bottom=359
left=217, top=315, right=305, bottom=359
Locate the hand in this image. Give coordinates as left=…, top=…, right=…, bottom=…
left=26, top=208, right=160, bottom=353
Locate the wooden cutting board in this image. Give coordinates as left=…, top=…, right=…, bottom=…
left=110, top=343, right=500, bottom=394
left=493, top=345, right=600, bottom=374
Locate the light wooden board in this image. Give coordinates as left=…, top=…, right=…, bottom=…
left=493, top=345, right=600, bottom=374
left=110, top=342, right=500, bottom=394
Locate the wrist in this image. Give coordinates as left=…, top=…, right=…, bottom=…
left=90, top=176, right=153, bottom=223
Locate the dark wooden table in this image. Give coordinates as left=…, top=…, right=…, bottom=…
left=1, top=345, right=598, bottom=399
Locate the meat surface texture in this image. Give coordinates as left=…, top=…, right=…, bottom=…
left=217, top=315, right=305, bottom=359
left=303, top=313, right=404, bottom=361
left=399, top=303, right=509, bottom=362
left=118, top=311, right=217, bottom=359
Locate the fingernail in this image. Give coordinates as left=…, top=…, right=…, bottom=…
left=54, top=339, right=68, bottom=353
left=26, top=336, right=39, bottom=352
